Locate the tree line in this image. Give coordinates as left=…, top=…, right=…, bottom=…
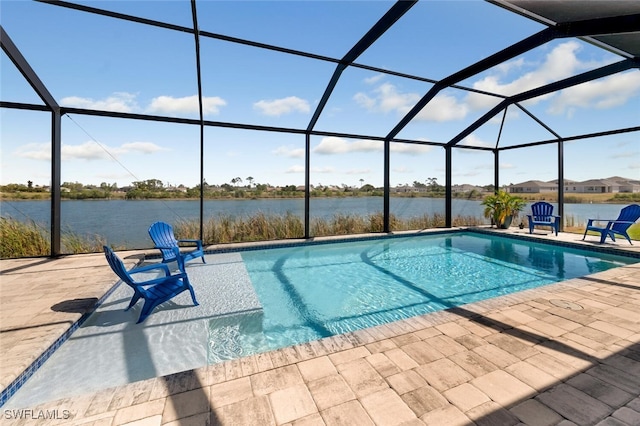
left=0, top=177, right=491, bottom=200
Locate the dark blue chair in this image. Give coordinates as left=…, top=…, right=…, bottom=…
left=148, top=221, right=206, bottom=266
left=103, top=246, right=198, bottom=323
left=582, top=204, right=640, bottom=245
left=527, top=202, right=560, bottom=236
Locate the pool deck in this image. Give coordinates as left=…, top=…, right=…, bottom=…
left=1, top=228, right=640, bottom=425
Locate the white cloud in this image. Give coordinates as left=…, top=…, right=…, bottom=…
left=415, top=94, right=469, bottom=121
left=148, top=95, right=226, bottom=115
left=63, top=142, right=113, bottom=160
left=253, top=96, right=310, bottom=116
left=354, top=83, right=419, bottom=114
left=455, top=168, right=485, bottom=177
left=346, top=169, right=371, bottom=175
left=364, top=73, right=385, bottom=85
left=495, top=58, right=526, bottom=75
left=548, top=71, right=640, bottom=116
left=461, top=135, right=492, bottom=148
left=14, top=141, right=168, bottom=161
left=467, top=41, right=586, bottom=110
left=278, top=167, right=337, bottom=178
left=390, top=143, right=433, bottom=154
left=463, top=41, right=639, bottom=116
left=610, top=151, right=639, bottom=160
left=311, top=167, right=336, bottom=174
left=392, top=166, right=412, bottom=173
left=354, top=83, right=468, bottom=122
left=61, top=92, right=227, bottom=116
left=314, top=137, right=433, bottom=155
left=353, top=92, right=377, bottom=110
left=474, top=42, right=583, bottom=96
left=273, top=145, right=304, bottom=158
left=96, top=172, right=132, bottom=180
left=376, top=83, right=420, bottom=114
left=285, top=165, right=305, bottom=173
left=14, top=143, right=56, bottom=161
left=313, top=137, right=382, bottom=155
left=353, top=41, right=628, bottom=123
left=119, top=141, right=168, bottom=154
left=61, top=92, right=139, bottom=112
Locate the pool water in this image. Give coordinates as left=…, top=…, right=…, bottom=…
left=207, top=232, right=636, bottom=361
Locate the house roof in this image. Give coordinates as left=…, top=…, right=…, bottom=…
left=510, top=180, right=557, bottom=187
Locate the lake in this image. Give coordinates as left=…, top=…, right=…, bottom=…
left=1, top=197, right=628, bottom=249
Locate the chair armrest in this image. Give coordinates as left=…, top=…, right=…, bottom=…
left=130, top=262, right=171, bottom=276
left=177, top=239, right=203, bottom=248
left=586, top=218, right=619, bottom=223
left=135, top=273, right=185, bottom=288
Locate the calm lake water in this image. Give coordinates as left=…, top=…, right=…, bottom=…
left=1, top=198, right=629, bottom=249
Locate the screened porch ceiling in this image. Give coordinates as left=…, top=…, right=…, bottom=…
left=1, top=0, right=639, bottom=253
left=2, top=0, right=639, bottom=151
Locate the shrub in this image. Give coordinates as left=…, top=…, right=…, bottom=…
left=0, top=218, right=105, bottom=258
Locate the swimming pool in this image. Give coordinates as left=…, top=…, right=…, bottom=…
left=207, top=231, right=636, bottom=361
left=5, top=231, right=639, bottom=408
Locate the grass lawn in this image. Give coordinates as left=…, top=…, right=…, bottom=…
left=565, top=223, right=639, bottom=242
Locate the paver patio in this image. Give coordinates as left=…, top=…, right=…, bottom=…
left=1, top=229, right=640, bottom=425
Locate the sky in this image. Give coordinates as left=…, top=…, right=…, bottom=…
left=1, top=0, right=639, bottom=189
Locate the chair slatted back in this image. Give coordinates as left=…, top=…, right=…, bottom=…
left=612, top=204, right=640, bottom=234
left=104, top=246, right=135, bottom=287
left=148, top=221, right=179, bottom=262
left=531, top=202, right=554, bottom=221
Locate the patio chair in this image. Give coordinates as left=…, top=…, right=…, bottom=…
left=103, top=246, right=198, bottom=323
left=527, top=201, right=560, bottom=236
left=582, top=204, right=640, bottom=245
left=148, top=221, right=206, bottom=267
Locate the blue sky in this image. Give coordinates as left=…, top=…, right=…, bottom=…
left=1, top=0, right=639, bottom=189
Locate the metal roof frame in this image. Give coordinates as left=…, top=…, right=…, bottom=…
left=1, top=0, right=639, bottom=256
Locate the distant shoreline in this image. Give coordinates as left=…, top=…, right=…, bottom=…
left=1, top=191, right=637, bottom=204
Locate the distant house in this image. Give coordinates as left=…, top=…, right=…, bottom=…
left=392, top=185, right=412, bottom=193
left=508, top=180, right=557, bottom=193
left=166, top=185, right=187, bottom=193
left=570, top=179, right=611, bottom=193
left=392, top=185, right=428, bottom=193
left=566, top=176, right=640, bottom=193
left=509, top=176, right=640, bottom=194
left=451, top=184, right=486, bottom=193
left=618, top=179, right=640, bottom=193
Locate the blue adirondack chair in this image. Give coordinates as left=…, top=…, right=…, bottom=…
left=103, top=246, right=198, bottom=323
left=527, top=201, right=560, bottom=236
left=148, top=221, right=206, bottom=266
left=582, top=204, right=640, bottom=245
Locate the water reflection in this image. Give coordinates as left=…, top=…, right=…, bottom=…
left=528, top=246, right=566, bottom=279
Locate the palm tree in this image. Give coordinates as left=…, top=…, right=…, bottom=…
left=246, top=176, right=254, bottom=188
